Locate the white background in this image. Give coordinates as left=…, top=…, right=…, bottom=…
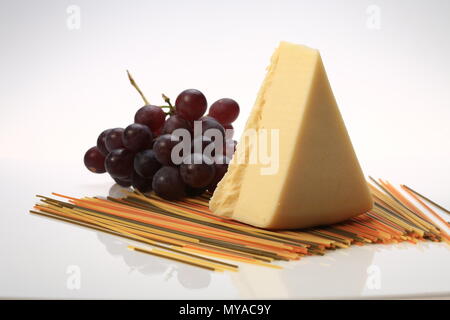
left=0, top=0, right=449, bottom=299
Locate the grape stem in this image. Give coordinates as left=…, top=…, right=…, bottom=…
left=127, top=70, right=150, bottom=105
left=162, top=93, right=175, bottom=114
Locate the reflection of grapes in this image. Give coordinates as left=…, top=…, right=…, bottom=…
left=122, top=247, right=152, bottom=268
left=139, top=263, right=167, bottom=275
left=177, top=267, right=211, bottom=289
left=109, top=183, right=131, bottom=199
left=84, top=147, right=106, bottom=173
left=105, top=148, right=135, bottom=178
left=95, top=233, right=170, bottom=278
left=97, top=233, right=125, bottom=256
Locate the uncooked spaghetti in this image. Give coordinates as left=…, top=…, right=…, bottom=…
left=30, top=178, right=449, bottom=272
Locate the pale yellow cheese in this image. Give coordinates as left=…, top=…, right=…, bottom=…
left=209, top=41, right=373, bottom=229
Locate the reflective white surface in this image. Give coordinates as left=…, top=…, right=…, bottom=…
left=0, top=159, right=449, bottom=299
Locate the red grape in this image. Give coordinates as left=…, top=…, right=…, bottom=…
left=105, top=128, right=125, bottom=152
left=84, top=75, right=241, bottom=201
left=152, top=166, right=186, bottom=200
left=97, top=129, right=112, bottom=156
left=153, top=127, right=163, bottom=137
left=179, top=153, right=216, bottom=188
left=114, top=177, right=132, bottom=187
left=123, top=123, right=153, bottom=152
left=175, top=89, right=207, bottom=121
left=134, top=105, right=166, bottom=135
left=105, top=148, right=135, bottom=178
left=200, top=116, right=225, bottom=138
left=134, top=149, right=161, bottom=178
left=153, top=134, right=179, bottom=165
left=132, top=172, right=153, bottom=193
left=209, top=98, right=240, bottom=125
left=162, top=115, right=193, bottom=135
left=84, top=146, right=106, bottom=173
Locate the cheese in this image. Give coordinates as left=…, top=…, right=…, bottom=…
left=209, top=41, right=373, bottom=229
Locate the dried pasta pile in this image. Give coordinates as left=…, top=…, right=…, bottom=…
left=30, top=178, right=449, bottom=272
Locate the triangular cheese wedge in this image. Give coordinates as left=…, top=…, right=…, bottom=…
left=209, top=41, right=373, bottom=229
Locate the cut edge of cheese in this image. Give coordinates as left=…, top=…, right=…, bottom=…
left=209, top=41, right=373, bottom=229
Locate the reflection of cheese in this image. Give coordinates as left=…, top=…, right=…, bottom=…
left=210, top=41, right=373, bottom=229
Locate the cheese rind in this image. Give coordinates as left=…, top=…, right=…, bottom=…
left=209, top=42, right=373, bottom=229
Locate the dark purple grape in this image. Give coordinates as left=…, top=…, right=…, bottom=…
left=123, top=123, right=153, bottom=152
left=185, top=186, right=207, bottom=197
left=84, top=146, right=106, bottom=173
left=104, top=148, right=135, bottom=178
left=152, top=166, right=186, bottom=200
left=208, top=155, right=230, bottom=192
left=175, top=89, right=207, bottom=121
left=134, top=149, right=161, bottom=178
left=200, top=116, right=225, bottom=138
left=162, top=115, right=193, bottom=135
left=209, top=98, right=240, bottom=125
left=179, top=153, right=215, bottom=188
left=105, top=128, right=125, bottom=152
left=153, top=134, right=179, bottom=165
left=97, top=129, right=112, bottom=156
left=134, top=105, right=166, bottom=135
left=132, top=172, right=153, bottom=193
left=113, top=177, right=132, bottom=187
left=153, top=127, right=163, bottom=137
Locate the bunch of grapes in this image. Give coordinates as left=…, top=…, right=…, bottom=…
left=83, top=72, right=239, bottom=201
